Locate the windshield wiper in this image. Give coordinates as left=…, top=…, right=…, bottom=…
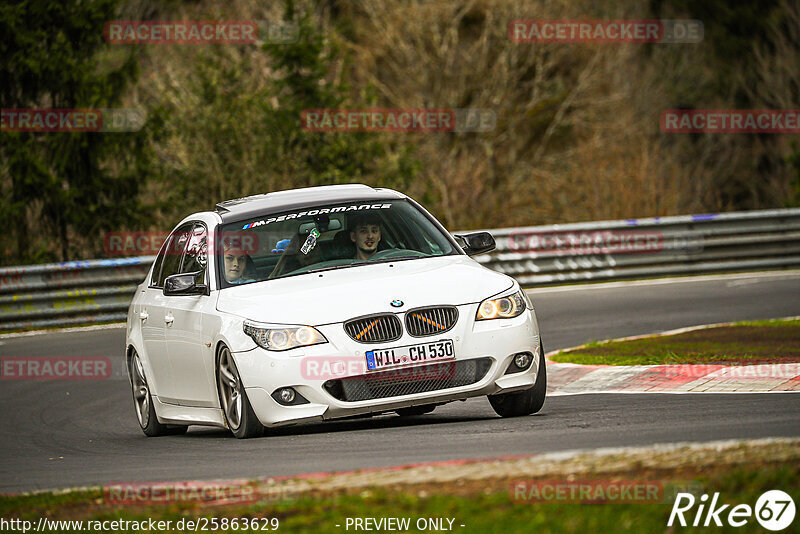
left=371, top=255, right=430, bottom=264
left=293, top=264, right=360, bottom=275
left=281, top=255, right=432, bottom=278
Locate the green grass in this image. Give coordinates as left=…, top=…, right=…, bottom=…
left=0, top=462, right=797, bottom=533
left=550, top=318, right=800, bottom=366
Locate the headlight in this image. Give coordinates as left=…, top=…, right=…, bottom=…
left=476, top=290, right=526, bottom=320
left=243, top=321, right=327, bottom=351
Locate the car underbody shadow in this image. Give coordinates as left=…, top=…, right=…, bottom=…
left=180, top=410, right=499, bottom=439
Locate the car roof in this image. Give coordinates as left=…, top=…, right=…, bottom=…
left=214, top=184, right=407, bottom=223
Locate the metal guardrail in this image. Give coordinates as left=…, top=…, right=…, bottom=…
left=0, top=257, right=154, bottom=331
left=474, top=208, right=800, bottom=286
left=1, top=208, right=799, bottom=332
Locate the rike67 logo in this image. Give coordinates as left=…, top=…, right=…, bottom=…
left=668, top=490, right=795, bottom=531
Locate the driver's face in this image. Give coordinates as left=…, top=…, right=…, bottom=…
left=224, top=252, right=247, bottom=281
left=351, top=224, right=381, bottom=258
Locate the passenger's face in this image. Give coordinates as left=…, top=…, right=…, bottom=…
left=351, top=224, right=381, bottom=257
left=224, top=252, right=247, bottom=281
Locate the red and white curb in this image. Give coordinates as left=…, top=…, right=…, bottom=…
left=546, top=318, right=800, bottom=395
left=546, top=361, right=800, bottom=394
left=13, top=437, right=799, bottom=498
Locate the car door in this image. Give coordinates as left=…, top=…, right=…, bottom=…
left=139, top=223, right=192, bottom=403
left=163, top=222, right=218, bottom=407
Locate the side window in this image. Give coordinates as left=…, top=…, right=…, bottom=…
left=157, top=223, right=192, bottom=287
left=149, top=246, right=167, bottom=287
left=179, top=223, right=208, bottom=283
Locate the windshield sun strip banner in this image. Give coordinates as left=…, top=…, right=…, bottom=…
left=241, top=203, right=392, bottom=230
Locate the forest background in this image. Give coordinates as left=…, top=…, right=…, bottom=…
left=1, top=0, right=798, bottom=265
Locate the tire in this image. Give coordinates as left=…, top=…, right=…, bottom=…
left=396, top=404, right=436, bottom=417
left=129, top=349, right=187, bottom=437
left=217, top=345, right=265, bottom=439
left=488, top=344, right=547, bottom=418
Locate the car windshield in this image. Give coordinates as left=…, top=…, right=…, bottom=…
left=215, top=199, right=458, bottom=286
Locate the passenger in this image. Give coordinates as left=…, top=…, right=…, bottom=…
left=222, top=238, right=255, bottom=284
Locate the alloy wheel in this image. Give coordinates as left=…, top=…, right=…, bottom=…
left=218, top=346, right=243, bottom=430
left=131, top=352, right=150, bottom=428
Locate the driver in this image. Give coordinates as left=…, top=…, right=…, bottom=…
left=350, top=213, right=382, bottom=260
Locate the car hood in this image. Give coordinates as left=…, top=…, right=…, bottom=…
left=216, top=256, right=513, bottom=325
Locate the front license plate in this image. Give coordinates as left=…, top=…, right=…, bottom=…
left=366, top=339, right=455, bottom=371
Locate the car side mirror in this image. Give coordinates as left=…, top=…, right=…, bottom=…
left=163, top=272, right=207, bottom=296
left=455, top=232, right=496, bottom=256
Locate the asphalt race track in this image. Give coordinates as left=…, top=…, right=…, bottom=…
left=1, top=271, right=799, bottom=493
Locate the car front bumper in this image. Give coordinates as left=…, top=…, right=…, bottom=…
left=231, top=304, right=541, bottom=427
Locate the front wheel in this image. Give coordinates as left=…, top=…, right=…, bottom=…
left=129, top=349, right=187, bottom=436
left=488, top=347, right=547, bottom=417
left=217, top=345, right=265, bottom=439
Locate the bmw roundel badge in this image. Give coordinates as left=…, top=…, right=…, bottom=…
left=390, top=299, right=404, bottom=308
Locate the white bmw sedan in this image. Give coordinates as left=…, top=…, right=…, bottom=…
left=126, top=184, right=545, bottom=438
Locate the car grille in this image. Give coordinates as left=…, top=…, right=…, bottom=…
left=405, top=306, right=458, bottom=337
left=344, top=314, right=402, bottom=343
left=323, top=358, right=492, bottom=402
